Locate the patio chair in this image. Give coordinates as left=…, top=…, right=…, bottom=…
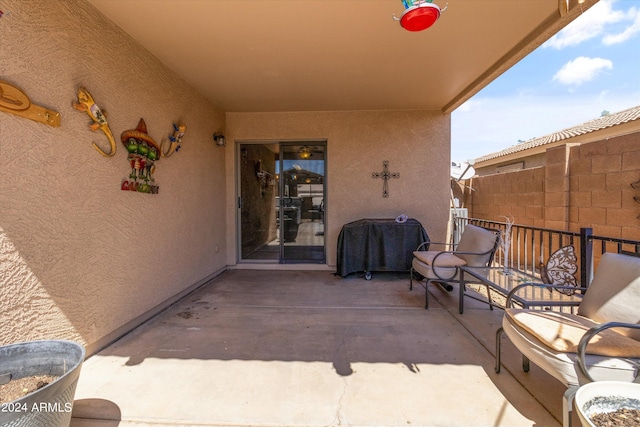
left=495, top=251, right=640, bottom=427
left=410, top=224, right=500, bottom=309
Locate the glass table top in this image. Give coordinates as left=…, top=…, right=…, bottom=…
left=461, top=266, right=583, bottom=309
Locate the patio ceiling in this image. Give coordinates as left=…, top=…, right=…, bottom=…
left=88, top=0, right=596, bottom=113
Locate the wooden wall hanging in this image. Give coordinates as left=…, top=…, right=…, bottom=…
left=0, top=80, right=60, bottom=127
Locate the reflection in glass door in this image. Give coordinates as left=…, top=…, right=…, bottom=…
left=280, top=143, right=325, bottom=263
left=238, top=141, right=325, bottom=263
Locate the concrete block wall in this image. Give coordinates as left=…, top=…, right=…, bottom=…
left=468, top=166, right=545, bottom=227
left=467, top=132, right=640, bottom=240
left=567, top=133, right=640, bottom=240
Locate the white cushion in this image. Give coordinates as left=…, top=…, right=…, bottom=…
left=412, top=257, right=458, bottom=281
left=578, top=252, right=640, bottom=340
left=503, top=314, right=639, bottom=387
left=455, top=225, right=499, bottom=267
left=506, top=309, right=640, bottom=357
left=412, top=251, right=467, bottom=268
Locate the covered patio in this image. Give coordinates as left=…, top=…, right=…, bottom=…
left=1, top=0, right=601, bottom=354
left=1, top=1, right=611, bottom=426
left=71, top=270, right=569, bottom=426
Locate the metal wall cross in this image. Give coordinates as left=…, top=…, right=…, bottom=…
left=372, top=160, right=399, bottom=198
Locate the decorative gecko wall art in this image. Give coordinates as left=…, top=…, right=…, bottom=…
left=72, top=87, right=190, bottom=194
left=72, top=87, right=117, bottom=157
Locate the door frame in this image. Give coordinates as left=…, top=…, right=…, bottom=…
left=236, top=139, right=327, bottom=264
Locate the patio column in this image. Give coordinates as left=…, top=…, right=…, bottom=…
left=544, top=144, right=576, bottom=230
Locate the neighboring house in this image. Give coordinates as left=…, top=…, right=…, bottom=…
left=473, top=105, right=640, bottom=176
left=459, top=106, right=640, bottom=240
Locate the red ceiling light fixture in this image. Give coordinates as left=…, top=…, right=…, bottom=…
left=394, top=0, right=447, bottom=32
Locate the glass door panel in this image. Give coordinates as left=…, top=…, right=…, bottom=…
left=238, top=141, right=326, bottom=264
left=239, top=143, right=279, bottom=261
left=280, top=143, right=325, bottom=263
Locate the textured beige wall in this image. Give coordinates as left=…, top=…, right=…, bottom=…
left=0, top=0, right=226, bottom=353
left=225, top=110, right=451, bottom=266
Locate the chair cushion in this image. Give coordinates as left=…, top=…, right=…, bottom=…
left=502, top=314, right=639, bottom=387
left=412, top=257, right=458, bottom=281
left=506, top=309, right=640, bottom=357
left=578, top=252, right=640, bottom=340
left=455, top=225, right=498, bottom=267
left=412, top=251, right=467, bottom=268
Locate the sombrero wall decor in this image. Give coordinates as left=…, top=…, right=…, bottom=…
left=71, top=87, right=189, bottom=195
left=393, top=0, right=447, bottom=32
left=121, top=118, right=161, bottom=194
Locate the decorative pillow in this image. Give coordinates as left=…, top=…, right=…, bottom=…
left=540, top=245, right=578, bottom=295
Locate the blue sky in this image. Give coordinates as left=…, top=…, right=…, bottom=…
left=451, top=0, right=640, bottom=163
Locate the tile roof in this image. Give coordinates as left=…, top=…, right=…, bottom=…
left=474, top=105, right=640, bottom=163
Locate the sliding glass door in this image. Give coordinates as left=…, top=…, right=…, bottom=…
left=238, top=141, right=326, bottom=263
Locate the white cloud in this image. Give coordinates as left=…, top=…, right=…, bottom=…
left=545, top=0, right=624, bottom=49
left=603, top=6, right=640, bottom=44
left=553, top=57, right=613, bottom=86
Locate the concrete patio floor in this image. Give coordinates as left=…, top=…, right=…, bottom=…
left=70, top=270, right=573, bottom=426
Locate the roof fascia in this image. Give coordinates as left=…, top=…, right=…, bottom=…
left=443, top=0, right=599, bottom=114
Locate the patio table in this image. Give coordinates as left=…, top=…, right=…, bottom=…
left=336, top=218, right=429, bottom=279
left=459, top=266, right=583, bottom=314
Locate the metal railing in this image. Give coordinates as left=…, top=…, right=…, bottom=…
left=454, top=217, right=640, bottom=287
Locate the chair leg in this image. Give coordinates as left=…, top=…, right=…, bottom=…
left=425, top=279, right=433, bottom=309
left=563, top=386, right=578, bottom=427
left=522, top=355, right=530, bottom=372
left=485, top=284, right=494, bottom=310
left=409, top=267, right=414, bottom=290
left=495, top=327, right=503, bottom=373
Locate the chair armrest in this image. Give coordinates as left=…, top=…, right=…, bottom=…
left=429, top=250, right=464, bottom=280
left=452, top=246, right=496, bottom=259
left=505, top=283, right=587, bottom=308
left=415, top=241, right=451, bottom=251
left=429, top=247, right=497, bottom=281
left=415, top=241, right=430, bottom=251
left=575, top=322, right=640, bottom=384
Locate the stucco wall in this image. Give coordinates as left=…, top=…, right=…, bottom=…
left=225, top=110, right=451, bottom=266
left=0, top=0, right=226, bottom=353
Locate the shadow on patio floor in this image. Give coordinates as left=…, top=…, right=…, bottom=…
left=71, top=270, right=564, bottom=427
